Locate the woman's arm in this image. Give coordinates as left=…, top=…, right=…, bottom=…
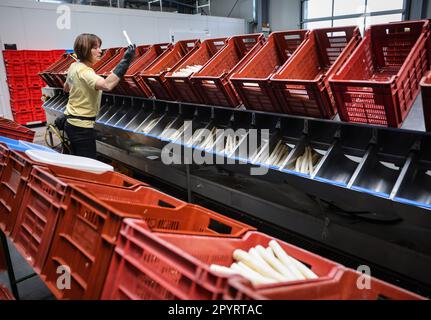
left=64, top=82, right=70, bottom=92
left=95, top=73, right=120, bottom=91
left=95, top=44, right=136, bottom=92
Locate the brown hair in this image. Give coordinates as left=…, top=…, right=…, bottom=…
left=73, top=33, right=102, bottom=62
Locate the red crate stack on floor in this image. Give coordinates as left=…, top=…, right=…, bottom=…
left=2, top=49, right=65, bottom=125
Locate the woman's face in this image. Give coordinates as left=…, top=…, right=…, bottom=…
left=90, top=45, right=102, bottom=64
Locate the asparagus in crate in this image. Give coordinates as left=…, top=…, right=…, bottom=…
left=210, top=240, right=318, bottom=286
left=172, top=65, right=203, bottom=77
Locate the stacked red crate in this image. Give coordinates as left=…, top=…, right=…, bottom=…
left=2, top=49, right=65, bottom=125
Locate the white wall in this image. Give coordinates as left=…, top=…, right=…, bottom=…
left=211, top=0, right=302, bottom=33
left=211, top=0, right=255, bottom=23
left=269, top=0, right=301, bottom=31
left=0, top=0, right=246, bottom=118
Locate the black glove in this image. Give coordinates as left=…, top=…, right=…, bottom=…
left=113, top=44, right=136, bottom=78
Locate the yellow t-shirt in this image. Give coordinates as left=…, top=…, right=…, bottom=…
left=65, top=62, right=102, bottom=128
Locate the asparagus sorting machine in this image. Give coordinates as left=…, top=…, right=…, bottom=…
left=42, top=87, right=431, bottom=296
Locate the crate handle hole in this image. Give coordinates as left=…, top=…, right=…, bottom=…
left=284, top=34, right=301, bottom=40
left=327, top=31, right=346, bottom=37
left=208, top=218, right=232, bottom=234
left=157, top=200, right=177, bottom=208
left=243, top=82, right=259, bottom=87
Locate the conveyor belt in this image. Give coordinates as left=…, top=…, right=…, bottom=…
left=42, top=88, right=431, bottom=296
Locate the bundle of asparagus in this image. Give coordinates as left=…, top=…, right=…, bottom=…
left=141, top=117, right=161, bottom=134
left=294, top=146, right=320, bottom=175
left=210, top=240, right=318, bottom=286
left=172, top=65, right=203, bottom=77
left=264, top=140, right=290, bottom=167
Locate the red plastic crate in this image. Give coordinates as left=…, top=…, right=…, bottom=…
left=7, top=75, right=27, bottom=89
left=122, top=43, right=170, bottom=97
left=0, top=117, right=35, bottom=142
left=224, top=268, right=425, bottom=300
left=13, top=111, right=34, bottom=125
left=230, top=30, right=309, bottom=113
left=330, top=20, right=431, bottom=127
left=0, top=143, right=10, bottom=179
left=40, top=54, right=76, bottom=88
left=139, top=39, right=201, bottom=100
left=39, top=60, right=54, bottom=71
left=28, top=88, right=42, bottom=101
left=32, top=108, right=46, bottom=122
left=420, top=71, right=431, bottom=132
left=192, top=34, right=265, bottom=107
left=5, top=62, right=26, bottom=76
left=50, top=50, right=66, bottom=61
left=101, top=225, right=343, bottom=300
left=41, top=164, right=146, bottom=188
left=12, top=165, right=146, bottom=274
left=0, top=151, right=41, bottom=236
left=96, top=45, right=150, bottom=77
left=0, top=285, right=14, bottom=300
left=25, top=63, right=42, bottom=75
left=9, top=88, right=29, bottom=101
left=97, top=45, right=154, bottom=96
left=41, top=184, right=187, bottom=300
left=23, top=50, right=41, bottom=62
left=10, top=99, right=30, bottom=112
left=165, top=38, right=228, bottom=104
left=271, top=26, right=361, bottom=119
left=27, top=75, right=43, bottom=88
left=2, top=50, right=24, bottom=63
left=38, top=51, right=54, bottom=64
left=92, top=47, right=121, bottom=73
left=29, top=100, right=43, bottom=110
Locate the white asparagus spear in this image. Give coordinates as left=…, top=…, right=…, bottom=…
left=295, top=156, right=302, bottom=172
left=266, top=246, right=276, bottom=258
left=122, top=30, right=133, bottom=46
left=248, top=247, right=269, bottom=267
left=231, top=262, right=276, bottom=285
left=210, top=264, right=240, bottom=276
left=255, top=245, right=297, bottom=281
left=301, top=148, right=309, bottom=174
left=269, top=240, right=318, bottom=279
left=273, top=146, right=288, bottom=167
left=308, top=147, right=314, bottom=175
left=266, top=246, right=305, bottom=280
left=233, top=249, right=286, bottom=282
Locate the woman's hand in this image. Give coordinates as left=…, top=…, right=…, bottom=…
left=123, top=44, right=136, bottom=63
left=113, top=44, right=136, bottom=78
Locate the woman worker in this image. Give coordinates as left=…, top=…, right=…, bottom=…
left=63, top=33, right=136, bottom=159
